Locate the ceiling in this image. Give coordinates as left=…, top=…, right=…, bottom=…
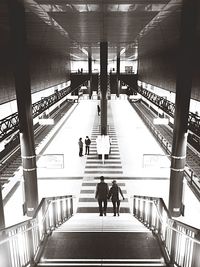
left=1, top=0, right=183, bottom=61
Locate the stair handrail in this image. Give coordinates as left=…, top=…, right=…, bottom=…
left=133, top=195, right=200, bottom=267
left=0, top=194, right=74, bottom=267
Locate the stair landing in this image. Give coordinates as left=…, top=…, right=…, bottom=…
left=38, top=213, right=166, bottom=267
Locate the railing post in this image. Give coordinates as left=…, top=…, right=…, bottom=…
left=52, top=198, right=57, bottom=229
left=0, top=231, right=12, bottom=267
left=137, top=198, right=141, bottom=220
left=149, top=200, right=153, bottom=229
left=157, top=200, right=162, bottom=234
left=191, top=231, right=200, bottom=267
left=57, top=197, right=61, bottom=225
left=64, top=198, right=68, bottom=219
left=133, top=197, right=136, bottom=216
left=60, top=197, right=64, bottom=223
left=42, top=200, right=49, bottom=234
left=142, top=197, right=146, bottom=225
left=70, top=196, right=73, bottom=217
left=169, top=221, right=177, bottom=267
left=27, top=221, right=35, bottom=266
left=46, top=200, right=52, bottom=233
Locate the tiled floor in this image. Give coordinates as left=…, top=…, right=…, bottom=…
left=3, top=98, right=200, bottom=229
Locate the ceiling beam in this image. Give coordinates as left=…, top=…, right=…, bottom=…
left=119, top=0, right=181, bottom=57
left=24, top=0, right=88, bottom=56
left=36, top=0, right=169, bottom=4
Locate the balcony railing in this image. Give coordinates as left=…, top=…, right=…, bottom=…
left=0, top=195, right=73, bottom=267
left=133, top=195, right=200, bottom=267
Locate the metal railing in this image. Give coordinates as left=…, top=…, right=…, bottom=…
left=122, top=78, right=200, bottom=138
left=0, top=195, right=73, bottom=267
left=0, top=85, right=73, bottom=143
left=137, top=85, right=200, bottom=137
left=133, top=195, right=200, bottom=267
left=132, top=102, right=200, bottom=193
left=133, top=102, right=172, bottom=154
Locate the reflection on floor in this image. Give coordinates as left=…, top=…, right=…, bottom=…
left=39, top=213, right=166, bottom=267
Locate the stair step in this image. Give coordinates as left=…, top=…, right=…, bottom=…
left=38, top=259, right=166, bottom=267
left=76, top=207, right=130, bottom=213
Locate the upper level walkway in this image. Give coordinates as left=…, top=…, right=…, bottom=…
left=2, top=97, right=200, bottom=230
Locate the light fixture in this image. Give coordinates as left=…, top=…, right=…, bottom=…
left=38, top=118, right=54, bottom=125
left=153, top=118, right=169, bottom=125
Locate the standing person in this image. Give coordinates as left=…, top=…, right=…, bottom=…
left=108, top=180, right=125, bottom=216
left=85, top=136, right=91, bottom=155
left=78, top=137, right=83, bottom=157
left=97, top=105, right=101, bottom=116
left=95, top=176, right=109, bottom=216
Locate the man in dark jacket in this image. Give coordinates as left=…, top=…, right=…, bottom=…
left=78, top=137, right=83, bottom=157
left=95, top=176, right=109, bottom=216
left=85, top=136, right=91, bottom=155
left=108, top=180, right=125, bottom=216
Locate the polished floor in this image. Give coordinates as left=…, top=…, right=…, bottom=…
left=3, top=98, right=200, bottom=229
left=39, top=213, right=166, bottom=266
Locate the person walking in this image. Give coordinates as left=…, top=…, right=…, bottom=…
left=85, top=136, right=91, bottom=155
left=78, top=137, right=83, bottom=157
left=108, top=180, right=125, bottom=216
left=95, top=176, right=109, bottom=216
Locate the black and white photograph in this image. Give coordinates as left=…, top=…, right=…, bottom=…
left=0, top=1, right=200, bottom=266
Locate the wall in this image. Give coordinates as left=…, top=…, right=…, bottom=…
left=30, top=50, right=70, bottom=95
left=138, top=47, right=200, bottom=102
left=0, top=49, right=70, bottom=105
left=138, top=49, right=177, bottom=94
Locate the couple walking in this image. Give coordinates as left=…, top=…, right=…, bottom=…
left=95, top=176, right=125, bottom=216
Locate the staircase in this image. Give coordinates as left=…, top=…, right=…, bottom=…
left=37, top=214, right=166, bottom=267
left=36, top=103, right=167, bottom=267
left=77, top=103, right=130, bottom=214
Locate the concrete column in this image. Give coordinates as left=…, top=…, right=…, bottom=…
left=117, top=55, right=120, bottom=75
left=8, top=0, right=38, bottom=217
left=88, top=51, right=92, bottom=99
left=100, top=42, right=108, bottom=135
left=169, top=0, right=198, bottom=217
left=117, top=51, right=120, bottom=97
left=88, top=54, right=92, bottom=75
